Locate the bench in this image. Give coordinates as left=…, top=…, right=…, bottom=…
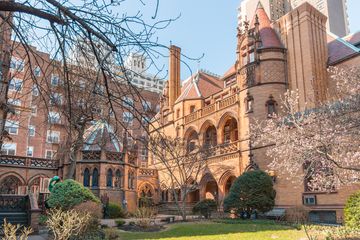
left=263, top=208, right=286, bottom=221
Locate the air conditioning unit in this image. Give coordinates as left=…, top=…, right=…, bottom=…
left=303, top=195, right=317, bottom=205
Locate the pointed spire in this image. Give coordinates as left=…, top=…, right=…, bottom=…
left=257, top=1, right=264, bottom=9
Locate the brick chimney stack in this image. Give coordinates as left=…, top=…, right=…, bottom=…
left=168, top=45, right=181, bottom=109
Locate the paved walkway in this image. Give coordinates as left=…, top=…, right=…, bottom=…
left=28, top=234, right=48, bottom=240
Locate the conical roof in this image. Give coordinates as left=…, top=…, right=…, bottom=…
left=251, top=2, right=283, bottom=48
left=83, top=120, right=122, bottom=152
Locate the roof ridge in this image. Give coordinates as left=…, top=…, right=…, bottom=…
left=329, top=32, right=360, bottom=52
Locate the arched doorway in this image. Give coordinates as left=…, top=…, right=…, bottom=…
left=0, top=175, right=23, bottom=194
left=224, top=176, right=237, bottom=196
left=200, top=173, right=219, bottom=202
left=138, top=183, right=155, bottom=207
left=186, top=180, right=200, bottom=203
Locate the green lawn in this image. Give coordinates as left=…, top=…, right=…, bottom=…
left=116, top=220, right=307, bottom=240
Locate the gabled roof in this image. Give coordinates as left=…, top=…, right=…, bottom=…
left=250, top=2, right=283, bottom=49
left=327, top=32, right=360, bottom=65
left=175, top=71, right=223, bottom=103
left=83, top=120, right=122, bottom=152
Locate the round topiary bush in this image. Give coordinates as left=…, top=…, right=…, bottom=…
left=192, top=199, right=217, bottom=219
left=223, top=170, right=276, bottom=216
left=107, top=203, right=126, bottom=219
left=47, top=179, right=100, bottom=210
left=344, top=190, right=360, bottom=229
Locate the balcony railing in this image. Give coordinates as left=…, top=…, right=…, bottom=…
left=139, top=168, right=158, bottom=177
left=184, top=94, right=239, bottom=124
left=203, top=141, right=240, bottom=159
left=0, top=155, right=58, bottom=169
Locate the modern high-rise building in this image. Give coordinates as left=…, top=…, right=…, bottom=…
left=238, top=0, right=350, bottom=37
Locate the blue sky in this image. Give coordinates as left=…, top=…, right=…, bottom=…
left=124, top=0, right=359, bottom=80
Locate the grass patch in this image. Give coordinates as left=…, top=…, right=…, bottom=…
left=117, top=220, right=307, bottom=240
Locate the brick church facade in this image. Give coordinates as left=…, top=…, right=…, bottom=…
left=146, top=2, right=360, bottom=223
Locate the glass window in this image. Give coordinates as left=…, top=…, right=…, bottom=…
left=34, top=66, right=41, bottom=77
left=142, top=100, right=151, bottom=111
left=49, top=92, right=62, bottom=105
left=28, top=125, right=35, bottom=137
left=27, top=146, right=34, bottom=157
left=9, top=78, right=23, bottom=91
left=249, top=51, right=255, bottom=63
left=10, top=57, right=24, bottom=72
left=45, top=150, right=55, bottom=159
left=79, top=80, right=86, bottom=90
left=5, top=120, right=19, bottom=135
left=83, top=168, right=90, bottom=187
left=7, top=98, right=21, bottom=107
left=48, top=112, right=61, bottom=124
left=32, top=85, right=39, bottom=96
left=47, top=130, right=60, bottom=143
left=31, top=106, right=37, bottom=116
left=106, top=169, right=113, bottom=187
left=123, top=97, right=134, bottom=108
left=123, top=112, right=133, bottom=124
left=1, top=143, right=16, bottom=155
left=51, top=74, right=60, bottom=86
left=92, top=168, right=99, bottom=187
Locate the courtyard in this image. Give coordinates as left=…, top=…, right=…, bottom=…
left=114, top=221, right=307, bottom=240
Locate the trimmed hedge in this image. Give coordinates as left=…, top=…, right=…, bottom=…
left=107, top=203, right=126, bottom=219
left=192, top=199, right=217, bottom=219
left=224, top=170, right=276, bottom=215
left=47, top=179, right=99, bottom=210
left=344, top=190, right=360, bottom=229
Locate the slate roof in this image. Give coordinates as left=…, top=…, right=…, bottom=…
left=327, top=32, right=360, bottom=65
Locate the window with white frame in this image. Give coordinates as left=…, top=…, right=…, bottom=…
left=49, top=92, right=62, bottom=105
left=122, top=97, right=134, bottom=108
left=8, top=78, right=23, bottom=91
left=10, top=57, right=24, bottom=72
left=48, top=111, right=61, bottom=124
left=28, top=125, right=35, bottom=137
left=32, top=85, right=39, bottom=96
left=34, top=66, right=41, bottom=77
left=142, top=100, right=151, bottom=111
left=45, top=150, right=56, bottom=159
left=123, top=112, right=133, bottom=124
left=51, top=74, right=60, bottom=86
left=27, top=146, right=34, bottom=157
left=1, top=143, right=16, bottom=155
left=79, top=80, right=86, bottom=90
left=249, top=51, right=255, bottom=63
left=47, top=130, right=60, bottom=143
left=5, top=120, right=19, bottom=135
left=31, top=106, right=37, bottom=116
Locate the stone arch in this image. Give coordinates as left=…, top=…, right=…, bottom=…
left=184, top=126, right=199, bottom=153
left=28, top=174, right=49, bottom=193
left=0, top=172, right=26, bottom=194
left=199, top=119, right=218, bottom=148
left=138, top=182, right=155, bottom=207
left=115, top=167, right=124, bottom=188
left=199, top=172, right=219, bottom=202
left=217, top=112, right=239, bottom=144
left=183, top=125, right=199, bottom=139
left=219, top=171, right=237, bottom=197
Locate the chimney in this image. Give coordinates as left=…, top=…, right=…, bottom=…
left=169, top=45, right=181, bottom=109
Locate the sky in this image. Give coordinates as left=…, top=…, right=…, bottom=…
left=123, top=0, right=359, bottom=80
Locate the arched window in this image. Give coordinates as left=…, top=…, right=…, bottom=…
left=0, top=176, right=22, bottom=194
left=83, top=168, right=90, bottom=187
left=106, top=169, right=113, bottom=187
left=92, top=168, right=99, bottom=187
left=128, top=170, right=135, bottom=189
left=245, top=93, right=254, bottom=113
left=266, top=95, right=277, bottom=117
left=115, top=169, right=124, bottom=188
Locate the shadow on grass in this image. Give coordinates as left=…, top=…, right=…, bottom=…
left=117, top=219, right=302, bottom=240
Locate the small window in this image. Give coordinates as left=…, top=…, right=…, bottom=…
left=266, top=95, right=277, bottom=117
left=123, top=112, right=133, bottom=124
left=9, top=78, right=23, bottom=91
left=49, top=92, right=62, bottom=105
left=190, top=105, right=196, bottom=113
left=47, top=130, right=60, bottom=143
left=1, top=143, right=16, bottom=155
left=34, top=66, right=41, bottom=77
left=45, top=150, right=56, bottom=159
left=106, top=169, right=113, bottom=187
left=31, top=106, right=37, bottom=116
left=122, top=97, right=134, bottom=108
left=8, top=98, right=21, bottom=107
left=48, top=112, right=61, bottom=124
left=303, top=195, right=317, bottom=205
left=32, top=85, right=39, bottom=96
left=245, top=93, right=254, bottom=113
left=28, top=125, right=35, bottom=137
left=79, top=80, right=86, bottom=90
left=5, top=120, right=19, bottom=135
left=142, top=100, right=151, bottom=111
left=249, top=51, right=255, bottom=63
left=27, top=146, right=34, bottom=157
left=51, top=74, right=60, bottom=86
left=10, top=57, right=24, bottom=72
